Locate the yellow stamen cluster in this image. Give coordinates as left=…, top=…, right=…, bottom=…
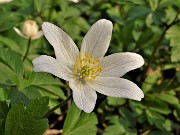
left=73, top=53, right=103, bottom=80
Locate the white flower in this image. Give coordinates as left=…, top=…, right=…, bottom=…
left=0, top=0, right=12, bottom=4
left=14, top=20, right=43, bottom=40
left=69, top=0, right=79, bottom=3
left=32, top=19, right=144, bottom=113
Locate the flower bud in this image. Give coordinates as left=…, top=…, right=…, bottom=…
left=22, top=20, right=39, bottom=38
left=14, top=20, right=43, bottom=40
left=69, top=0, right=79, bottom=3
left=0, top=0, right=12, bottom=4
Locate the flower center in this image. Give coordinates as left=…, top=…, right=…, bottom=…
left=73, top=53, right=103, bottom=80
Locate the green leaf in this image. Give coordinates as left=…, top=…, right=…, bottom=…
left=107, top=97, right=126, bottom=106
left=119, top=108, right=136, bottom=126
left=144, top=95, right=171, bottom=115
left=63, top=102, right=98, bottom=135
left=129, top=101, right=144, bottom=116
left=5, top=97, right=49, bottom=135
left=0, top=36, right=21, bottom=54
left=176, top=70, right=180, bottom=83
left=104, top=116, right=135, bottom=135
left=23, top=72, right=66, bottom=100
left=173, top=109, right=180, bottom=121
left=142, top=72, right=161, bottom=93
left=126, top=6, right=151, bottom=20
left=25, top=96, right=49, bottom=119
left=0, top=12, right=20, bottom=32
left=0, top=101, right=9, bottom=134
left=0, top=101, right=9, bottom=119
left=145, top=109, right=165, bottom=130
left=63, top=102, right=82, bottom=133
left=107, top=7, right=124, bottom=25
left=33, top=0, right=51, bottom=13
left=0, top=83, right=15, bottom=88
left=166, top=25, right=180, bottom=62
left=8, top=88, right=29, bottom=106
left=0, top=119, right=4, bottom=135
left=49, top=98, right=61, bottom=114
left=0, top=88, right=9, bottom=101
left=158, top=93, right=179, bottom=107
left=5, top=103, right=24, bottom=135
left=159, top=0, right=176, bottom=8
left=175, top=0, right=180, bottom=8
left=104, top=124, right=125, bottom=135
left=149, top=130, right=174, bottom=135
left=0, top=47, right=23, bottom=89
left=162, top=119, right=173, bottom=131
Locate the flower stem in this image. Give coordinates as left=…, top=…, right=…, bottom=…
left=23, top=38, right=31, bottom=61
left=43, top=94, right=72, bottom=118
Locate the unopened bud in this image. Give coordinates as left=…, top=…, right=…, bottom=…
left=14, top=20, right=43, bottom=40
left=22, top=20, right=39, bottom=38
left=0, top=0, right=12, bottom=4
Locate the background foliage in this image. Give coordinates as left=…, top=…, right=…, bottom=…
left=0, top=0, right=180, bottom=135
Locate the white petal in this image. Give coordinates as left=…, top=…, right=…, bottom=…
left=80, top=19, right=113, bottom=59
left=32, top=55, right=72, bottom=81
left=31, top=30, right=43, bottom=40
left=99, top=52, right=144, bottom=77
left=14, top=27, right=28, bottom=39
left=88, top=77, right=144, bottom=101
left=69, top=79, right=97, bottom=113
left=42, top=22, right=79, bottom=68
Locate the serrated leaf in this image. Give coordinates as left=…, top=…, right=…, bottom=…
left=166, top=25, right=180, bottom=62
left=129, top=101, right=144, bottom=115
left=5, top=97, right=49, bottom=135
left=8, top=88, right=29, bottom=106
left=63, top=102, right=98, bottom=135
left=0, top=36, right=21, bottom=54
left=0, top=47, right=23, bottom=80
left=145, top=109, right=165, bottom=130
left=0, top=47, right=23, bottom=89
left=23, top=72, right=66, bottom=100
left=104, top=115, right=135, bottom=135
left=145, top=96, right=171, bottom=115
left=5, top=103, right=24, bottom=135
left=119, top=108, right=136, bottom=126
left=25, top=96, right=49, bottom=119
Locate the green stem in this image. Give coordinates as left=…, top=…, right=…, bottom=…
left=43, top=94, right=72, bottom=118
left=23, top=38, right=31, bottom=61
